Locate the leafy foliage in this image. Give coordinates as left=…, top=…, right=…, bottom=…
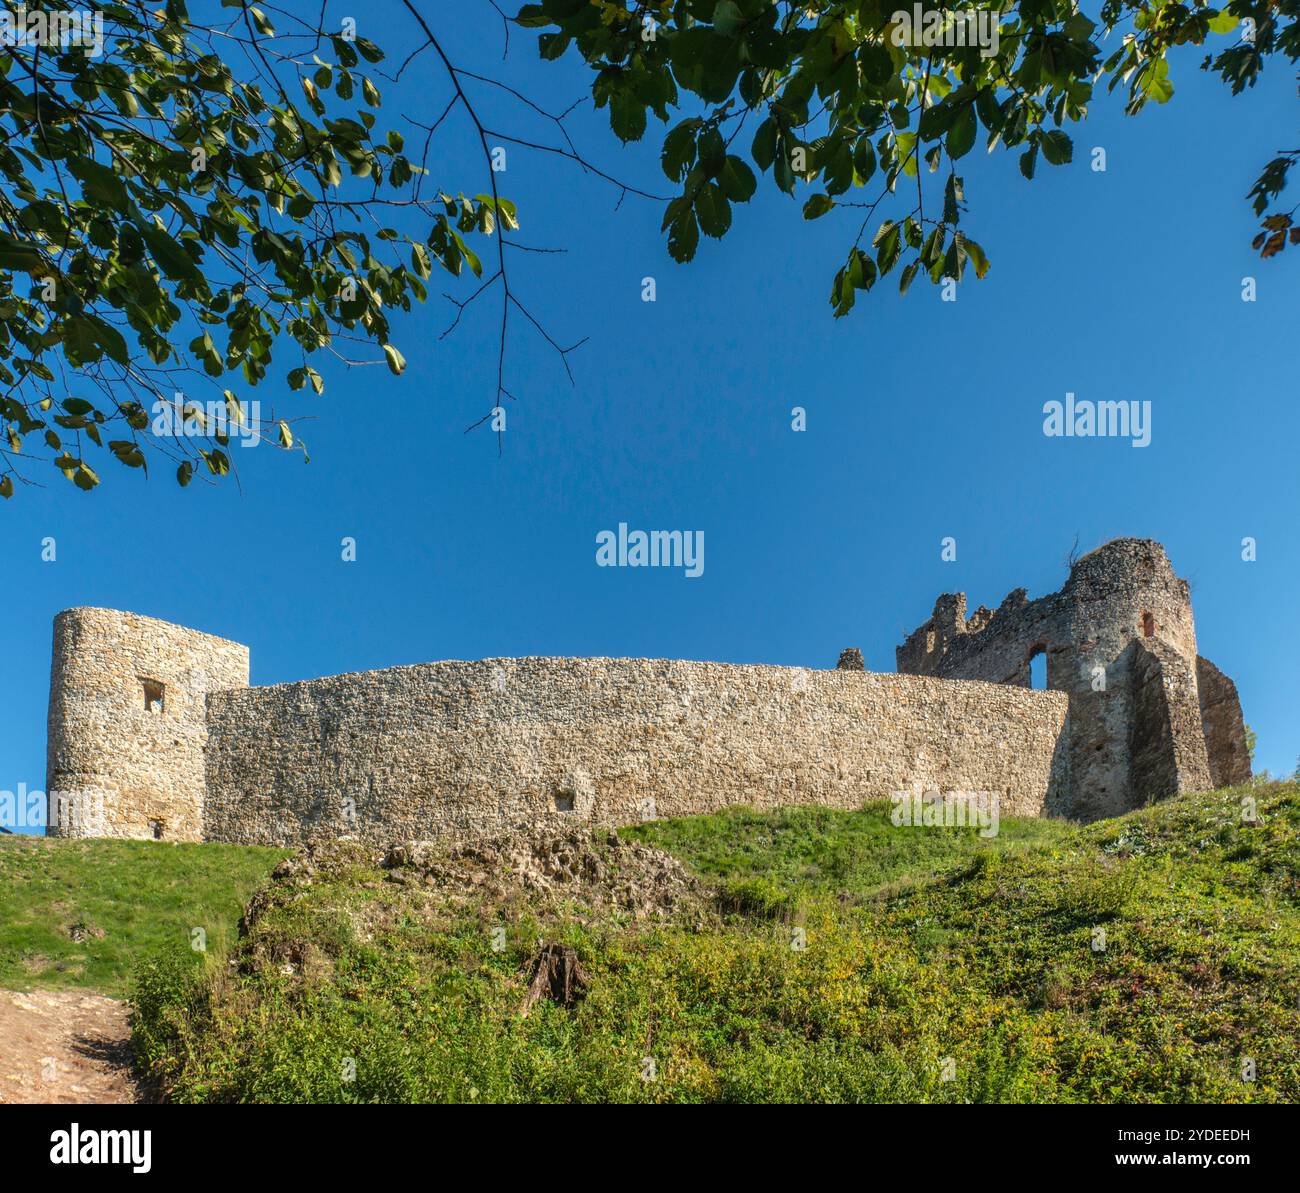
left=0, top=0, right=505, bottom=497
left=517, top=0, right=1297, bottom=316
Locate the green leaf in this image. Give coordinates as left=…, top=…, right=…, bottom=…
left=876, top=224, right=902, bottom=273
left=610, top=92, right=647, bottom=143
left=712, top=1, right=745, bottom=37
left=694, top=183, right=732, bottom=238
left=943, top=174, right=963, bottom=225
left=802, top=194, right=835, bottom=220
left=1136, top=58, right=1174, bottom=105
left=897, top=132, right=918, bottom=177
left=67, top=157, right=130, bottom=212
left=668, top=209, right=699, bottom=263
left=963, top=237, right=991, bottom=279
left=383, top=344, right=406, bottom=375
left=411, top=242, right=432, bottom=279
left=109, top=440, right=146, bottom=468
left=249, top=6, right=275, bottom=36
left=752, top=118, right=777, bottom=171
left=1064, top=13, right=1097, bottom=42
left=853, top=137, right=877, bottom=185
left=946, top=105, right=977, bottom=160
left=773, top=140, right=797, bottom=193
left=718, top=156, right=756, bottom=202
left=138, top=222, right=202, bottom=282
left=829, top=266, right=855, bottom=318
left=1040, top=130, right=1073, bottom=166
left=662, top=120, right=699, bottom=182
left=847, top=248, right=876, bottom=291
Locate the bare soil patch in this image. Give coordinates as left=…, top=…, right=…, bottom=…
left=0, top=988, right=139, bottom=1104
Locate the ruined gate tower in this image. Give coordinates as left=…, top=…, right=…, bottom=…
left=896, top=538, right=1250, bottom=819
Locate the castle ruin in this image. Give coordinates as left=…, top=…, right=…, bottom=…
left=45, top=538, right=1249, bottom=846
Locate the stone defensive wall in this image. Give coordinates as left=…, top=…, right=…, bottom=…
left=201, top=657, right=1070, bottom=848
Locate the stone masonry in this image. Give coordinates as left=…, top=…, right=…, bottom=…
left=46, top=608, right=249, bottom=840
left=896, top=538, right=1249, bottom=820
left=44, top=539, right=1246, bottom=845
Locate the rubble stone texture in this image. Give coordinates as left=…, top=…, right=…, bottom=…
left=45, top=539, right=1246, bottom=844
left=896, top=538, right=1248, bottom=820
left=45, top=608, right=248, bottom=840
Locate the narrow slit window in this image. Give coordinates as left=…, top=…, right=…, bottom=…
left=1141, top=611, right=1155, bottom=638
left=148, top=819, right=164, bottom=840
left=1028, top=647, right=1047, bottom=690
left=142, top=679, right=165, bottom=714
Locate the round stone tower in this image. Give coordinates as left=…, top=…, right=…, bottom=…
left=46, top=608, right=249, bottom=840
left=897, top=538, right=1229, bottom=820
left=1054, top=539, right=1204, bottom=819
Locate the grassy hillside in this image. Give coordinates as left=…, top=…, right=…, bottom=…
left=131, top=782, right=1300, bottom=1103
left=0, top=835, right=285, bottom=995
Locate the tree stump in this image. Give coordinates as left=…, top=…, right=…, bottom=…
left=519, top=943, right=590, bottom=1016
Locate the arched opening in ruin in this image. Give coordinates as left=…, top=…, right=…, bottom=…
left=141, top=678, right=165, bottom=714
left=1141, top=611, right=1155, bottom=638
left=1028, top=645, right=1047, bottom=690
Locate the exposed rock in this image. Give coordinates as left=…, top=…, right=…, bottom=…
left=380, top=824, right=704, bottom=921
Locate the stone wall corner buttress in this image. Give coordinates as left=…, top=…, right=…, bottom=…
left=1196, top=655, right=1252, bottom=788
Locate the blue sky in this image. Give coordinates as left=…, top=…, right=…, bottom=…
left=2, top=4, right=1297, bottom=833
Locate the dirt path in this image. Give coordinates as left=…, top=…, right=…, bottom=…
left=0, top=989, right=140, bottom=1104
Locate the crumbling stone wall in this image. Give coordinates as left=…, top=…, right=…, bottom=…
left=201, top=659, right=1069, bottom=849
left=1196, top=657, right=1252, bottom=788
left=897, top=539, right=1246, bottom=819
left=1128, top=640, right=1213, bottom=803
left=45, top=608, right=249, bottom=840
left=45, top=538, right=1245, bottom=845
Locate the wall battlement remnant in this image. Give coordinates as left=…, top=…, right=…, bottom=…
left=44, top=539, right=1247, bottom=845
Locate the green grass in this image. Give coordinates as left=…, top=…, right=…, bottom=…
left=0, top=835, right=286, bottom=995
left=128, top=783, right=1300, bottom=1104
left=621, top=800, right=1070, bottom=900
